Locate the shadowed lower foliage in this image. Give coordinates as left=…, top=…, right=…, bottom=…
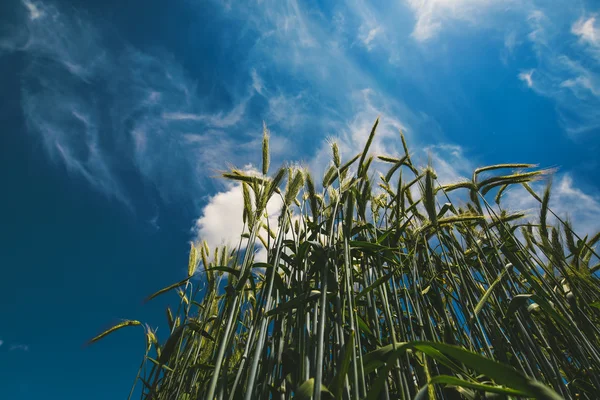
left=92, top=120, right=600, bottom=399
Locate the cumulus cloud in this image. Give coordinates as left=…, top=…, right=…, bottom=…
left=194, top=169, right=283, bottom=252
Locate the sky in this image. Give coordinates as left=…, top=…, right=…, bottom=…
left=1, top=0, right=600, bottom=398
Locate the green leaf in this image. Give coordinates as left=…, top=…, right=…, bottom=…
left=158, top=325, right=185, bottom=365
left=420, top=343, right=562, bottom=400
left=356, top=269, right=395, bottom=301
left=295, top=379, right=334, bottom=400
left=331, top=330, right=355, bottom=399
left=267, top=290, right=321, bottom=317
left=429, top=375, right=528, bottom=397
left=506, top=294, right=570, bottom=328
left=363, top=341, right=562, bottom=400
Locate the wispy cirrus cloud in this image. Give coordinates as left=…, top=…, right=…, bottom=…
left=572, top=15, right=600, bottom=57
left=502, top=173, right=600, bottom=237
left=2, top=0, right=267, bottom=210
left=518, top=69, right=535, bottom=88
left=405, top=0, right=519, bottom=42
left=9, top=344, right=30, bottom=352
left=4, top=0, right=599, bottom=252
left=519, top=7, right=600, bottom=136
left=401, top=0, right=600, bottom=137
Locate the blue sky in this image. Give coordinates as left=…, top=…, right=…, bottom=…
left=1, top=0, right=600, bottom=398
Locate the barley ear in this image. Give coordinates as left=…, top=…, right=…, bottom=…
left=88, top=320, right=142, bottom=345
left=188, top=242, right=198, bottom=277
left=332, top=141, right=341, bottom=168
left=540, top=179, right=552, bottom=243
left=284, top=169, right=305, bottom=207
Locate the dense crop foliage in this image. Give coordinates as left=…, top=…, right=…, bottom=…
left=92, top=119, right=600, bottom=399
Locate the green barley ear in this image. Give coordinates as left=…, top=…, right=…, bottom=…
left=88, top=320, right=142, bottom=345
left=187, top=242, right=198, bottom=277
left=262, top=122, right=270, bottom=175
left=261, top=221, right=276, bottom=239
left=220, top=246, right=228, bottom=267
left=242, top=182, right=254, bottom=229
left=522, top=226, right=537, bottom=253
left=305, top=171, right=319, bottom=220
left=213, top=246, right=220, bottom=268
left=166, top=307, right=175, bottom=330
left=440, top=181, right=476, bottom=193
left=563, top=219, right=578, bottom=265
left=284, top=169, right=305, bottom=207
left=473, top=163, right=536, bottom=183
left=400, top=129, right=411, bottom=160
left=423, top=167, right=438, bottom=226
left=223, top=169, right=268, bottom=185
left=495, top=183, right=509, bottom=205
left=332, top=141, right=341, bottom=168
left=344, top=188, right=355, bottom=236
left=522, top=182, right=542, bottom=202
left=540, top=179, right=552, bottom=243
left=200, top=241, right=209, bottom=269
left=322, top=165, right=336, bottom=188
left=360, top=155, right=374, bottom=178
left=266, top=165, right=287, bottom=200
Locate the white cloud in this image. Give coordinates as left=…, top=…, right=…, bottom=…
left=359, top=27, right=381, bottom=50
left=560, top=74, right=600, bottom=97
left=194, top=170, right=284, bottom=252
left=251, top=69, right=264, bottom=95
left=23, top=0, right=43, bottom=20
left=308, top=88, right=411, bottom=180
left=405, top=0, right=511, bottom=42
left=161, top=97, right=250, bottom=128
left=527, top=9, right=547, bottom=45
left=266, top=92, right=307, bottom=129
left=9, top=344, right=30, bottom=352
left=572, top=16, right=600, bottom=48
left=502, top=173, right=600, bottom=237
left=504, top=30, right=518, bottom=53
left=518, top=69, right=535, bottom=88
left=7, top=0, right=599, bottom=250
left=2, top=0, right=266, bottom=209
left=519, top=9, right=600, bottom=135
left=423, top=144, right=473, bottom=185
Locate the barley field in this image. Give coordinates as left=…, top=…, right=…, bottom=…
left=92, top=119, right=600, bottom=399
